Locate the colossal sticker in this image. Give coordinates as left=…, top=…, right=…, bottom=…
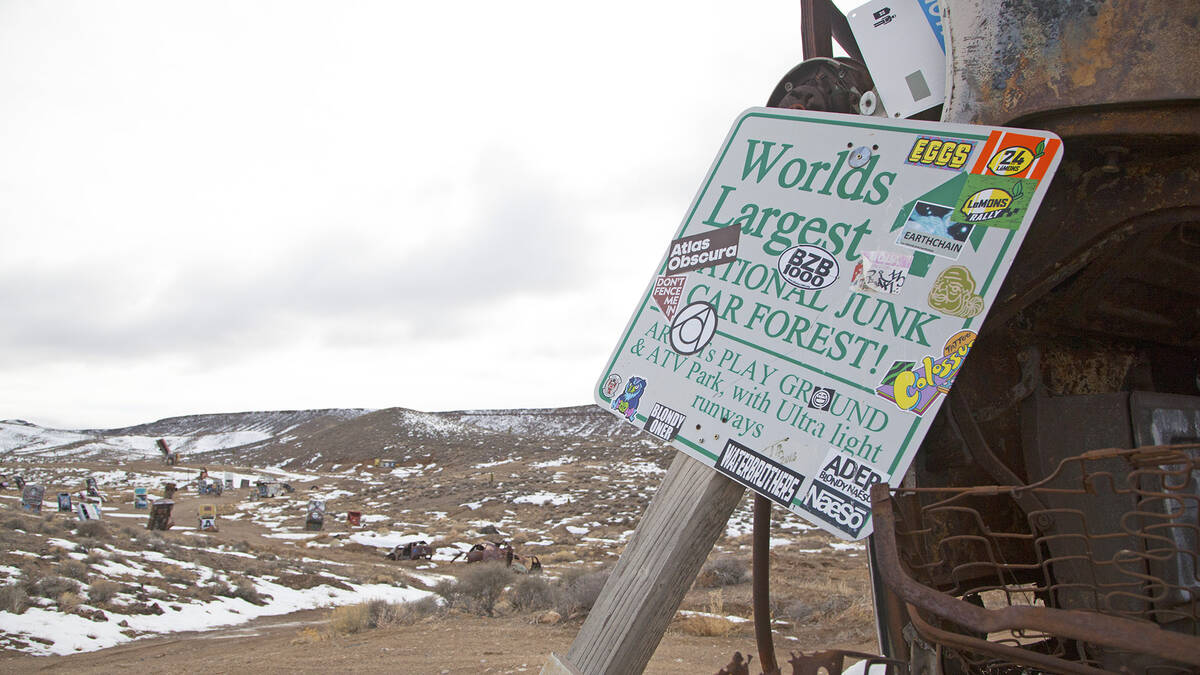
left=927, top=266, right=984, bottom=318
left=876, top=331, right=976, bottom=415
left=905, top=136, right=975, bottom=171
left=777, top=244, right=840, bottom=291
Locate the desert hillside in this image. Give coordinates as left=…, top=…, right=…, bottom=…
left=0, top=406, right=873, bottom=673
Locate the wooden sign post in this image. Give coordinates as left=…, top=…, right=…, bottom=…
left=543, top=451, right=743, bottom=674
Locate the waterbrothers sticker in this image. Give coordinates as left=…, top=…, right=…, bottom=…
left=595, top=109, right=1062, bottom=539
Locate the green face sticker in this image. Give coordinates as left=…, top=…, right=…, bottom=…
left=927, top=265, right=985, bottom=318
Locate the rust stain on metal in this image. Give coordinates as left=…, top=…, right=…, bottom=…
left=1062, top=3, right=1118, bottom=89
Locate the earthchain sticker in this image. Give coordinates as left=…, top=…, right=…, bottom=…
left=595, top=108, right=1062, bottom=539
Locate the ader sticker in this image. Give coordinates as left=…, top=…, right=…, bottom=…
left=611, top=375, right=647, bottom=422
left=895, top=201, right=974, bottom=259
left=815, top=446, right=885, bottom=508
left=928, top=266, right=985, bottom=318
left=875, top=330, right=977, bottom=415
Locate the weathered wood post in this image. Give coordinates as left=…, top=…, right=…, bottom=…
left=542, top=450, right=744, bottom=675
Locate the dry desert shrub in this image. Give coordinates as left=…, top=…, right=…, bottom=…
left=328, top=603, right=371, bottom=634
left=556, top=568, right=610, bottom=618
left=60, top=559, right=90, bottom=582
left=39, top=516, right=64, bottom=535
left=509, top=575, right=557, bottom=612
left=0, top=584, right=30, bottom=614
left=676, top=614, right=738, bottom=637
left=45, top=545, right=70, bottom=562
left=457, top=562, right=513, bottom=617
left=541, top=550, right=577, bottom=564
left=697, top=556, right=747, bottom=587
left=88, top=580, right=122, bottom=604
left=364, top=596, right=438, bottom=627
left=228, top=576, right=268, bottom=605
left=28, top=575, right=79, bottom=599
left=291, top=626, right=327, bottom=644
left=57, top=591, right=82, bottom=613
left=160, top=564, right=197, bottom=585
left=75, top=520, right=109, bottom=539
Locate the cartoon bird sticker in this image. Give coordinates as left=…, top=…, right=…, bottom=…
left=610, top=376, right=647, bottom=422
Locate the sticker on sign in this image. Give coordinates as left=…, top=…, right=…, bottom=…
left=595, top=108, right=1061, bottom=539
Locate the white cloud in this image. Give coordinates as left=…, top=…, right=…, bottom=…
left=0, top=0, right=828, bottom=428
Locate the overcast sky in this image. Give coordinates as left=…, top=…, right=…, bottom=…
left=1, top=0, right=849, bottom=429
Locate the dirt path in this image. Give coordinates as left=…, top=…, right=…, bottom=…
left=0, top=607, right=807, bottom=674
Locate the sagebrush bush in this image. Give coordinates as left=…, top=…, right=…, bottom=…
left=61, top=559, right=90, bottom=582
left=433, top=578, right=465, bottom=609
left=558, top=569, right=610, bottom=617
left=230, top=577, right=268, bottom=605
left=0, top=584, right=30, bottom=614
left=364, top=596, right=438, bottom=627
left=509, top=575, right=557, bottom=612
left=88, top=580, right=122, bottom=604
left=75, top=520, right=109, bottom=539
left=39, top=517, right=63, bottom=535
left=697, top=557, right=747, bottom=587
left=435, top=563, right=512, bottom=617
left=328, top=603, right=370, bottom=635
left=208, top=578, right=232, bottom=597
left=160, top=564, right=197, bottom=585
left=57, top=591, right=82, bottom=613
left=675, top=614, right=737, bottom=637
left=28, top=576, right=80, bottom=599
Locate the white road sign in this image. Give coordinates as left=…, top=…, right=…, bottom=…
left=596, top=108, right=1062, bottom=539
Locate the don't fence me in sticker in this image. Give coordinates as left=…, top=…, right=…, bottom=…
left=595, top=109, right=1061, bottom=539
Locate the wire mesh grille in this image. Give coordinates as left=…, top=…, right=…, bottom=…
left=889, top=444, right=1199, bottom=673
